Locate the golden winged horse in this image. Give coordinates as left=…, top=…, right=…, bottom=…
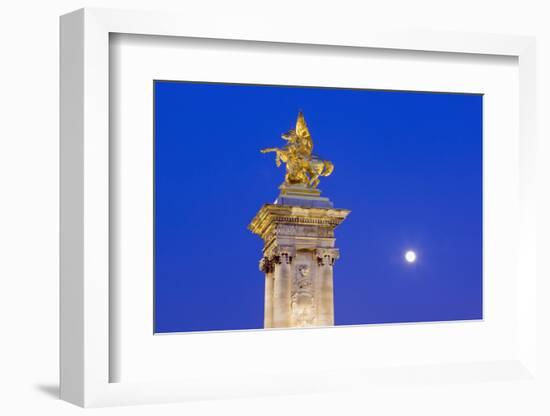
left=261, top=112, right=334, bottom=188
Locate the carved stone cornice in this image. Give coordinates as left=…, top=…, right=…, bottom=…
left=248, top=204, right=350, bottom=243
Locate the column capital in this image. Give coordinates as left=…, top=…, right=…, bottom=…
left=260, top=246, right=296, bottom=272
left=275, top=246, right=296, bottom=262
left=316, top=248, right=340, bottom=266
left=259, top=257, right=275, bottom=274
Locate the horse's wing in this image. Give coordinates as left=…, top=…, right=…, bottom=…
left=296, top=111, right=310, bottom=138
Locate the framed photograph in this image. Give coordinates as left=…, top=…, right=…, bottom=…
left=60, top=8, right=538, bottom=407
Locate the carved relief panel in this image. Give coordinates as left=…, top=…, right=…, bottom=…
left=290, top=258, right=317, bottom=327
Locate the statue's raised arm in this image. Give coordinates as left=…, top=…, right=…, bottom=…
left=260, top=147, right=286, bottom=167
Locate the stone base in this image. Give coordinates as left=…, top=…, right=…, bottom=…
left=274, top=183, right=333, bottom=208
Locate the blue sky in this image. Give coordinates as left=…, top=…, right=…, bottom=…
left=154, top=81, right=483, bottom=333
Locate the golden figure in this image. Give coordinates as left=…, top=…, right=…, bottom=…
left=261, top=112, right=334, bottom=188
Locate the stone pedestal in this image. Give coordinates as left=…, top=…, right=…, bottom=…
left=249, top=186, right=350, bottom=328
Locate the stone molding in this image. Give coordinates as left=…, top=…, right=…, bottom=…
left=248, top=204, right=350, bottom=243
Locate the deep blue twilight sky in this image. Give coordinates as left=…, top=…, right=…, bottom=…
left=154, top=81, right=483, bottom=333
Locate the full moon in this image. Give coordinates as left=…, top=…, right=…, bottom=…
left=404, top=250, right=417, bottom=263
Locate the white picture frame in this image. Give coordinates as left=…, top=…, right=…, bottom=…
left=60, top=7, right=538, bottom=408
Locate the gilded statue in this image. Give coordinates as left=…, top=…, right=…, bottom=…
left=261, top=112, right=333, bottom=188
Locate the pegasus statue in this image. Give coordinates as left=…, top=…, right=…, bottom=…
left=261, top=112, right=334, bottom=188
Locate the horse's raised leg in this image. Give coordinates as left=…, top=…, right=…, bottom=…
left=309, top=175, right=320, bottom=188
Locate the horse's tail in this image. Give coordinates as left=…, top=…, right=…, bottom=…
left=321, top=160, right=334, bottom=176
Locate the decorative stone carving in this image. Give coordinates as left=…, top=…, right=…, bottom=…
left=277, top=224, right=334, bottom=239
left=316, top=248, right=340, bottom=267
left=291, top=264, right=316, bottom=327
left=259, top=257, right=275, bottom=274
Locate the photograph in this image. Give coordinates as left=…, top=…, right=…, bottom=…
left=154, top=81, right=483, bottom=333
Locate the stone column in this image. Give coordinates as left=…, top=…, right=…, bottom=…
left=316, top=248, right=339, bottom=326
left=260, top=257, right=274, bottom=328
left=272, top=249, right=293, bottom=328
